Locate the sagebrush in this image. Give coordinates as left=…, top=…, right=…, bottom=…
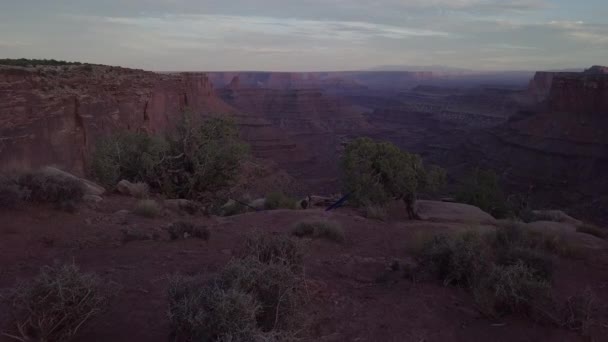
left=3, top=263, right=109, bottom=342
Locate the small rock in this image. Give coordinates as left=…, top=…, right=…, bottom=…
left=249, top=198, right=266, bottom=210
left=116, top=180, right=149, bottom=198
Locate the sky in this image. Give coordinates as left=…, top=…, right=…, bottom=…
left=0, top=0, right=606, bottom=71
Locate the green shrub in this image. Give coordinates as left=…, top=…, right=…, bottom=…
left=0, top=58, right=84, bottom=67
left=456, top=168, right=509, bottom=218
left=167, top=221, right=210, bottom=240
left=91, top=116, right=248, bottom=200
left=364, top=204, right=387, bottom=221
left=341, top=138, right=445, bottom=219
left=240, top=233, right=303, bottom=269
left=0, top=175, right=26, bottom=208
left=91, top=132, right=168, bottom=188
left=264, top=192, right=297, bottom=210
left=18, top=171, right=84, bottom=207
left=577, top=224, right=607, bottom=240
left=475, top=262, right=551, bottom=316
left=134, top=199, right=161, bottom=218
left=4, top=263, right=108, bottom=342
left=291, top=221, right=345, bottom=243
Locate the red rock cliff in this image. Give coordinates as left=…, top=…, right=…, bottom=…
left=0, top=65, right=238, bottom=174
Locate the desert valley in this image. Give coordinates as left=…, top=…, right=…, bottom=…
left=0, top=58, right=607, bottom=342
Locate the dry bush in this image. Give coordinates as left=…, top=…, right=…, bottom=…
left=475, top=262, right=551, bottom=317
left=264, top=192, right=297, bottom=210
left=417, top=230, right=493, bottom=288
left=496, top=221, right=578, bottom=258
left=218, top=258, right=303, bottom=331
left=168, top=257, right=304, bottom=341
left=414, top=226, right=557, bottom=318
left=168, top=275, right=261, bottom=342
left=3, top=263, right=109, bottom=342
left=364, top=204, right=387, bottom=221
left=497, top=247, right=553, bottom=281
left=577, top=224, right=607, bottom=240
left=0, top=175, right=26, bottom=208
left=291, top=221, right=345, bottom=243
left=18, top=171, right=84, bottom=207
left=133, top=199, right=160, bottom=218
left=559, top=288, right=602, bottom=335
left=167, top=221, right=210, bottom=241
left=240, top=232, right=303, bottom=269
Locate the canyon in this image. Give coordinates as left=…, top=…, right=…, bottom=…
left=1, top=63, right=606, bottom=222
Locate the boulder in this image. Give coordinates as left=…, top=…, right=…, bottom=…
left=41, top=166, right=105, bottom=196
left=530, top=210, right=583, bottom=226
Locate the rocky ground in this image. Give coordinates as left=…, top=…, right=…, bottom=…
left=1, top=194, right=607, bottom=342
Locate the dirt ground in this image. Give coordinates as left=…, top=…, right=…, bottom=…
left=1, top=196, right=607, bottom=342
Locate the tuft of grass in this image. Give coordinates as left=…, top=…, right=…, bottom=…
left=166, top=221, right=210, bottom=241
left=291, top=221, right=345, bottom=243
left=18, top=171, right=84, bottom=209
left=240, top=232, right=303, bottom=269
left=264, top=192, right=297, bottom=210
left=129, top=182, right=150, bottom=199
left=3, top=263, right=109, bottom=342
left=576, top=224, right=607, bottom=240
left=364, top=204, right=387, bottom=221
left=133, top=199, right=161, bottom=218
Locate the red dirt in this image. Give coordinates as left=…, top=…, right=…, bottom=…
left=1, top=197, right=607, bottom=342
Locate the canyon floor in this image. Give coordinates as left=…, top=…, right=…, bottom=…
left=1, top=196, right=607, bottom=342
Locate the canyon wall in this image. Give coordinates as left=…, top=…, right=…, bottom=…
left=0, top=65, right=306, bottom=177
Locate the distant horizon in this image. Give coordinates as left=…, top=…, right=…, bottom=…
left=0, top=57, right=592, bottom=74
left=1, top=1, right=607, bottom=71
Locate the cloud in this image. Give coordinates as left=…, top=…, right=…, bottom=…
left=546, top=21, right=608, bottom=45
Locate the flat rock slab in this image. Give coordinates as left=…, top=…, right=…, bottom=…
left=416, top=200, right=496, bottom=225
